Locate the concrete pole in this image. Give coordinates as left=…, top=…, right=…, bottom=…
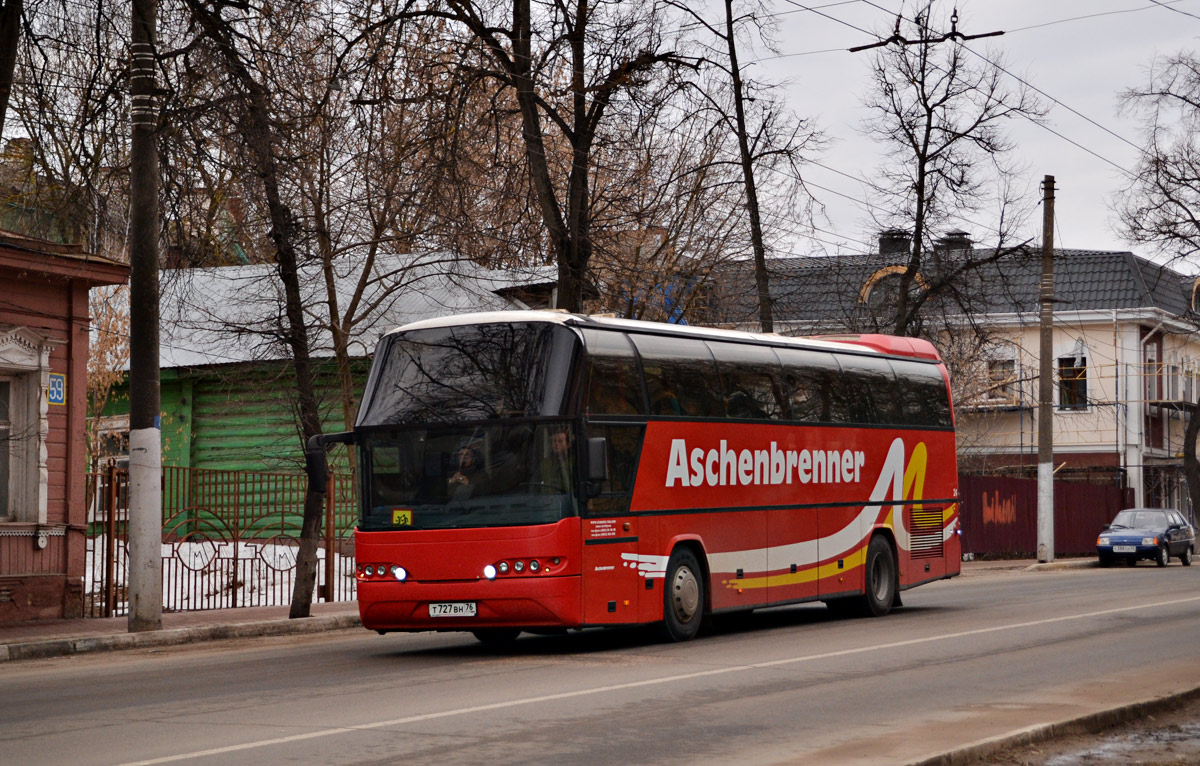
left=1037, top=176, right=1056, bottom=563
left=128, top=0, right=162, bottom=632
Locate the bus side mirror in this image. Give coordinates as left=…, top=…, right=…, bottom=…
left=586, top=437, right=608, bottom=483
left=304, top=431, right=355, bottom=495
left=305, top=447, right=328, bottom=494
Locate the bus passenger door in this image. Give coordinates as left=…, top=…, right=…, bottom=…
left=582, top=517, right=641, bottom=625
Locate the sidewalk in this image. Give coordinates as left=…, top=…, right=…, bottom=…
left=0, top=600, right=361, bottom=663
left=0, top=557, right=1093, bottom=663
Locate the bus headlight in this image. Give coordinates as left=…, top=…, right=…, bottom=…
left=390, top=565, right=407, bottom=582
left=514, top=560, right=525, bottom=573
left=529, top=559, right=540, bottom=572
left=483, top=564, right=497, bottom=580
left=498, top=561, right=509, bottom=574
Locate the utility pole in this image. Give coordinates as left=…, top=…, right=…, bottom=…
left=128, top=0, right=161, bottom=632
left=1037, top=175, right=1055, bottom=563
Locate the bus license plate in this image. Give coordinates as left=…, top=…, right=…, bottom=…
left=1113, top=545, right=1136, bottom=553
left=429, top=602, right=477, bottom=618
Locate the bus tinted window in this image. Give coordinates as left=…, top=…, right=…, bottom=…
left=360, top=323, right=578, bottom=425
left=836, top=355, right=898, bottom=425
left=890, top=359, right=953, bottom=427
left=707, top=341, right=786, bottom=420
left=774, top=347, right=840, bottom=423
left=631, top=334, right=725, bottom=417
left=581, top=329, right=646, bottom=416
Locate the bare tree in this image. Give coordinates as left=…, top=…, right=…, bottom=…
left=1117, top=50, right=1200, bottom=520
left=666, top=0, right=818, bottom=332
left=418, top=0, right=690, bottom=311
left=860, top=1, right=1044, bottom=337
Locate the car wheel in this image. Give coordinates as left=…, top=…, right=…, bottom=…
left=1156, top=546, right=1170, bottom=567
left=472, top=628, right=521, bottom=645
left=1182, top=546, right=1194, bottom=567
left=661, top=547, right=705, bottom=642
left=1098, top=554, right=1112, bottom=568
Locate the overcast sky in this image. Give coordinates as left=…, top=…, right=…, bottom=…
left=746, top=0, right=1200, bottom=262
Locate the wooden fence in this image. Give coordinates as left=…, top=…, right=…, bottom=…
left=958, top=474, right=1135, bottom=556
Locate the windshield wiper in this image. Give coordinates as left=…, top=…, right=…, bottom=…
left=1109, top=523, right=1129, bottom=529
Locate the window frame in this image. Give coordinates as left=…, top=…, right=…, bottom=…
left=1057, top=354, right=1089, bottom=411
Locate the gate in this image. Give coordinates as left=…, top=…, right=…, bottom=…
left=86, top=463, right=358, bottom=617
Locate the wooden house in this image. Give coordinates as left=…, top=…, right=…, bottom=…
left=1, top=231, right=127, bottom=621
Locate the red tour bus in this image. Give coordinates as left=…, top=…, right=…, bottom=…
left=308, top=310, right=960, bottom=643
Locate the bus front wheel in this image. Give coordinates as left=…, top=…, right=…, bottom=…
left=472, top=628, right=521, bottom=645
left=661, top=548, right=705, bottom=642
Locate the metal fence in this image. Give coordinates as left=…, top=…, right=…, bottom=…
left=958, top=474, right=1135, bottom=556
left=86, top=462, right=358, bottom=617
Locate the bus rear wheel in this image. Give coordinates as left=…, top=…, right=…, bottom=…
left=859, top=535, right=896, bottom=617
left=661, top=548, right=705, bottom=642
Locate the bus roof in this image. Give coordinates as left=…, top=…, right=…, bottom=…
left=389, top=310, right=942, bottom=362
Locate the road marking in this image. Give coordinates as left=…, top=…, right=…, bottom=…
left=119, top=594, right=1200, bottom=765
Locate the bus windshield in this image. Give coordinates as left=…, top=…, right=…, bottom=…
left=358, top=322, right=579, bottom=426
left=358, top=422, right=580, bottom=531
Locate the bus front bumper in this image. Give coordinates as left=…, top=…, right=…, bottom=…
left=357, top=575, right=582, bottom=632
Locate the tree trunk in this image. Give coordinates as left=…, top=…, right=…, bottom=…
left=724, top=0, right=772, bottom=333
left=0, top=0, right=22, bottom=139
left=1184, top=404, right=1200, bottom=522
left=184, top=0, right=326, bottom=618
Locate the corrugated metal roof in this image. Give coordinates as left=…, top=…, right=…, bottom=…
left=157, top=252, right=555, bottom=369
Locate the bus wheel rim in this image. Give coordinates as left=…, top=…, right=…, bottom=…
left=871, top=556, right=889, bottom=602
left=671, top=566, right=700, bottom=623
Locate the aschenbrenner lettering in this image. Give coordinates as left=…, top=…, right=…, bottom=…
left=665, top=438, right=866, bottom=488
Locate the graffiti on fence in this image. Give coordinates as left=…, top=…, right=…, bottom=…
left=982, top=490, right=1017, bottom=525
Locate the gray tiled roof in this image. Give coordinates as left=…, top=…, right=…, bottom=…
left=708, top=248, right=1197, bottom=326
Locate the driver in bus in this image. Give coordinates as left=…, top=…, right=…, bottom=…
left=448, top=442, right=485, bottom=499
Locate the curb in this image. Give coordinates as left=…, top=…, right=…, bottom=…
left=1024, top=559, right=1096, bottom=571
left=906, top=684, right=1200, bottom=765
left=0, top=614, right=362, bottom=663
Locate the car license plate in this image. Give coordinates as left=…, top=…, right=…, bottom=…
left=429, top=602, right=476, bottom=618
left=1113, top=545, right=1136, bottom=553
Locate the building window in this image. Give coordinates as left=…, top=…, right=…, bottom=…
left=1058, top=355, right=1088, bottom=410
left=0, top=379, right=9, bottom=521
left=986, top=358, right=1018, bottom=403
left=0, top=326, right=57, bottom=524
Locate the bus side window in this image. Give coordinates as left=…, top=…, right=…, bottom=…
left=631, top=334, right=725, bottom=418
left=774, top=348, right=840, bottom=423
left=709, top=341, right=787, bottom=420
left=890, top=359, right=952, bottom=427
left=836, top=355, right=897, bottom=425
left=584, top=424, right=644, bottom=516
left=582, top=330, right=646, bottom=416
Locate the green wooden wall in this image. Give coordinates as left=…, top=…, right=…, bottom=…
left=95, top=359, right=366, bottom=473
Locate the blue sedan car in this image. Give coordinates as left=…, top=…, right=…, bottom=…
left=1096, top=508, right=1195, bottom=568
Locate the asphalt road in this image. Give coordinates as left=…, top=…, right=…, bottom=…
left=4, top=565, right=1200, bottom=766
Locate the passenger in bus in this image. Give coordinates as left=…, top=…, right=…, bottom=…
left=538, top=428, right=575, bottom=493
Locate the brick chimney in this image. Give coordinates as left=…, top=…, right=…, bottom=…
left=878, top=229, right=911, bottom=257
left=935, top=230, right=972, bottom=254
